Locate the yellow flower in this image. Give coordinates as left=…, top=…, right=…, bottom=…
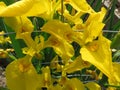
left=44, top=34, right=74, bottom=63
left=22, top=35, right=44, bottom=57
left=5, top=17, right=44, bottom=56
left=4, top=16, right=34, bottom=49
left=83, top=7, right=106, bottom=44
left=83, top=8, right=106, bottom=44
left=5, top=55, right=41, bottom=90
left=0, top=31, right=11, bottom=44
left=4, top=16, right=36, bottom=51
left=0, top=49, right=8, bottom=58
left=72, top=7, right=106, bottom=45
left=4, top=16, right=33, bottom=39
left=80, top=34, right=114, bottom=80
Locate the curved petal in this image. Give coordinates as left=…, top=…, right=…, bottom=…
left=0, top=0, right=34, bottom=16
left=42, top=20, right=75, bottom=43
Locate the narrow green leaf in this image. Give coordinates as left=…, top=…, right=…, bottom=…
left=94, top=0, right=102, bottom=12
left=112, top=50, right=120, bottom=61
left=111, top=32, right=120, bottom=49
left=3, top=22, right=24, bottom=58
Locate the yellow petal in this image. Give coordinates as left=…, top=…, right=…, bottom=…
left=50, top=55, right=63, bottom=72
left=4, top=17, right=21, bottom=32
left=42, top=20, right=75, bottom=43
left=0, top=0, right=50, bottom=17
left=64, top=0, right=94, bottom=13
left=63, top=78, right=85, bottom=90
left=5, top=55, right=41, bottom=90
left=108, top=62, right=120, bottom=86
left=85, top=82, right=101, bottom=90
left=0, top=0, right=60, bottom=19
left=64, top=55, right=91, bottom=73
left=83, top=21, right=105, bottom=44
left=0, top=2, right=6, bottom=10
left=0, top=0, right=34, bottom=16
left=86, top=7, right=106, bottom=25
left=40, top=66, right=52, bottom=88
left=4, top=16, right=36, bottom=48
left=48, top=84, right=62, bottom=90
left=80, top=35, right=114, bottom=80
left=22, top=47, right=36, bottom=56
left=4, top=16, right=34, bottom=35
left=72, top=32, right=84, bottom=46
left=113, top=62, right=120, bottom=82
left=63, top=9, right=83, bottom=25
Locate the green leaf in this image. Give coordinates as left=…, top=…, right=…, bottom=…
left=112, top=50, right=120, bottom=61
left=0, top=87, right=9, bottom=90
left=3, top=22, right=24, bottom=58
left=111, top=33, right=120, bottom=49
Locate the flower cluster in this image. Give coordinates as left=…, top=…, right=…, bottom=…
left=0, top=0, right=120, bottom=90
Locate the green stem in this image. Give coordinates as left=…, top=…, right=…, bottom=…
left=61, top=0, right=64, bottom=22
